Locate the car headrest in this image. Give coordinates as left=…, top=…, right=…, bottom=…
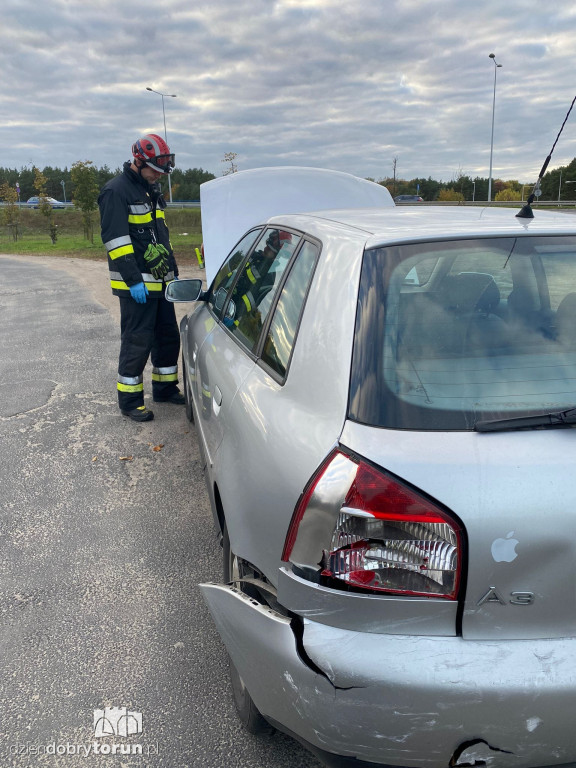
left=442, top=272, right=500, bottom=315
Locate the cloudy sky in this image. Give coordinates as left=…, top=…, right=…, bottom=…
left=2, top=0, right=576, bottom=184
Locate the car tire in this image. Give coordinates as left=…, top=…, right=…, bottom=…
left=182, top=354, right=194, bottom=423
left=222, top=524, right=275, bottom=736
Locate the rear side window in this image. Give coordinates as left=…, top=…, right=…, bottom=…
left=261, top=240, right=319, bottom=378
left=541, top=252, right=576, bottom=310
left=208, top=229, right=262, bottom=317
left=349, top=236, right=576, bottom=430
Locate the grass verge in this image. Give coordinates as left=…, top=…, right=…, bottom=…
left=0, top=208, right=203, bottom=264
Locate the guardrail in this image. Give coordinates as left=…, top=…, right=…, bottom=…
left=2, top=200, right=575, bottom=210
left=0, top=202, right=74, bottom=209
left=394, top=200, right=576, bottom=207
left=0, top=201, right=201, bottom=209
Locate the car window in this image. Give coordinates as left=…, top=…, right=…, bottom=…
left=207, top=229, right=262, bottom=317
left=539, top=250, right=576, bottom=311
left=261, top=241, right=319, bottom=378
left=225, top=228, right=301, bottom=351
left=349, top=236, right=576, bottom=430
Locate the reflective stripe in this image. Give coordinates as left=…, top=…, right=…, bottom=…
left=246, top=261, right=260, bottom=284
left=117, top=382, right=144, bottom=393
left=144, top=135, right=162, bottom=155
left=139, top=271, right=174, bottom=283
left=152, top=372, right=178, bottom=382
left=109, top=244, right=134, bottom=260
left=105, top=235, right=132, bottom=250
left=128, top=212, right=153, bottom=224
left=155, top=210, right=165, bottom=220
left=118, top=375, right=143, bottom=385
left=241, top=290, right=256, bottom=312
left=109, top=271, right=174, bottom=284
left=129, top=204, right=152, bottom=215
left=152, top=366, right=178, bottom=375
left=110, top=280, right=163, bottom=292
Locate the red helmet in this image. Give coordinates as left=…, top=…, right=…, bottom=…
left=266, top=230, right=292, bottom=254
left=132, top=134, right=175, bottom=174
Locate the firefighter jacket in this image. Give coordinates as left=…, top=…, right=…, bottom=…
left=98, top=162, right=178, bottom=298
left=233, top=249, right=275, bottom=316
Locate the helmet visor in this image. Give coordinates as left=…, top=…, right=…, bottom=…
left=146, top=153, right=175, bottom=174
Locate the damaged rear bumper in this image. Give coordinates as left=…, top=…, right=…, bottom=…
left=200, top=581, right=576, bottom=768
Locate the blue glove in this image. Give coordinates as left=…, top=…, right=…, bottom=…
left=129, top=282, right=148, bottom=304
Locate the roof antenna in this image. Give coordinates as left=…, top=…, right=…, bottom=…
left=516, top=95, right=576, bottom=219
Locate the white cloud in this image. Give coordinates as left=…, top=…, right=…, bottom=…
left=1, top=0, right=575, bottom=184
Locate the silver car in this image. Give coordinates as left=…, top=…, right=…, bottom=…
left=168, top=168, right=576, bottom=768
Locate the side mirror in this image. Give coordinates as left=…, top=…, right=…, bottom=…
left=165, top=278, right=204, bottom=303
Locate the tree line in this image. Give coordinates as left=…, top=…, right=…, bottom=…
left=2, top=157, right=576, bottom=205
left=378, top=158, right=576, bottom=202
left=0, top=164, right=216, bottom=204
left=380, top=174, right=526, bottom=202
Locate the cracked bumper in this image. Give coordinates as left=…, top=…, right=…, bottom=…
left=200, top=582, right=576, bottom=768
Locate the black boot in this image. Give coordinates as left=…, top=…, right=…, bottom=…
left=153, top=390, right=185, bottom=404
left=121, top=406, right=155, bottom=422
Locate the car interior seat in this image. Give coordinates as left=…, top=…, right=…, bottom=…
left=555, top=293, right=576, bottom=349
left=436, top=272, right=508, bottom=354
left=396, top=272, right=508, bottom=359
left=507, top=285, right=554, bottom=343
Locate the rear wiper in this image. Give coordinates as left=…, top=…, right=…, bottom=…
left=475, top=408, right=576, bottom=432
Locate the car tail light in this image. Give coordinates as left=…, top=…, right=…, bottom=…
left=283, top=450, right=462, bottom=599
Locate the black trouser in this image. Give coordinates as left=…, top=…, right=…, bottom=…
left=117, top=296, right=180, bottom=411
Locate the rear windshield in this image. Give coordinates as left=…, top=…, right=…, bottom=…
left=349, top=236, right=576, bottom=430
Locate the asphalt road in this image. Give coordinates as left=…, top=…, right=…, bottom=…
left=0, top=256, right=321, bottom=768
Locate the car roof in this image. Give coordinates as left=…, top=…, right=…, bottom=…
left=267, top=206, right=576, bottom=248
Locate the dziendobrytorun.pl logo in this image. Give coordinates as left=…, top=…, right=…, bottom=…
left=7, top=707, right=159, bottom=757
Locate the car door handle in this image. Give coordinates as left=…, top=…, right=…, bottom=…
left=213, top=385, right=223, bottom=407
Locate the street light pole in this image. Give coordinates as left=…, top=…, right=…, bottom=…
left=472, top=180, right=476, bottom=202
left=488, top=53, right=502, bottom=203
left=146, top=87, right=177, bottom=204
left=60, top=179, right=66, bottom=203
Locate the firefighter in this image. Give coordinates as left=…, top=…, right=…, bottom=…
left=229, top=229, right=292, bottom=327
left=98, top=134, right=184, bottom=422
